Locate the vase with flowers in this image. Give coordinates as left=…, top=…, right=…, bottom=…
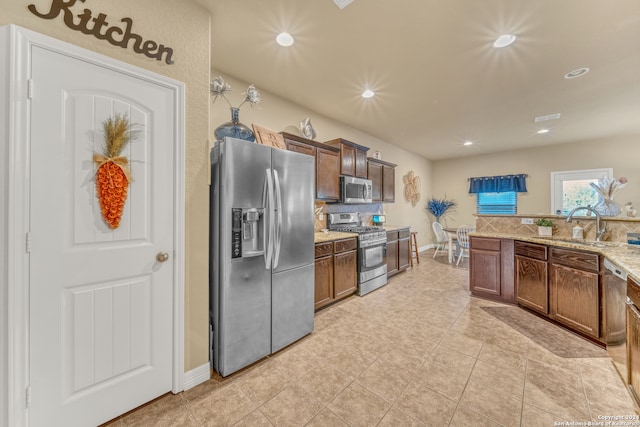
left=426, top=196, right=457, bottom=225
left=591, top=176, right=628, bottom=217
left=210, top=76, right=261, bottom=142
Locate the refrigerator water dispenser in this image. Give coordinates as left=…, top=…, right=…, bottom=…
left=231, top=207, right=265, bottom=259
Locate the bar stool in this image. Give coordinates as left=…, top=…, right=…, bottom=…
left=409, top=231, right=419, bottom=266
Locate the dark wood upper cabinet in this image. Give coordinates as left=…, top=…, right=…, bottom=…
left=281, top=132, right=340, bottom=201
left=355, top=149, right=368, bottom=178
left=324, top=138, right=369, bottom=178
left=367, top=157, right=396, bottom=203
left=367, top=161, right=382, bottom=201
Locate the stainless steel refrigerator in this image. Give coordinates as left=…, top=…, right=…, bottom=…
left=210, top=137, right=315, bottom=377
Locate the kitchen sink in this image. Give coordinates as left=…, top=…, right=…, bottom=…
left=535, top=237, right=620, bottom=248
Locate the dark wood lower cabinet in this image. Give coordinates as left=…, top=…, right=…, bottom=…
left=515, top=256, right=548, bottom=314
left=386, top=228, right=410, bottom=278
left=515, top=241, right=549, bottom=315
left=398, top=230, right=410, bottom=270
left=386, top=239, right=398, bottom=276
left=314, top=238, right=357, bottom=310
left=627, top=276, right=640, bottom=405
left=550, top=263, right=600, bottom=338
left=469, top=237, right=514, bottom=303
left=314, top=255, right=333, bottom=310
left=334, top=250, right=357, bottom=299
left=549, top=247, right=601, bottom=340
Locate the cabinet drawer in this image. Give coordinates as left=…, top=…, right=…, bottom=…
left=386, top=231, right=399, bottom=242
left=334, top=238, right=357, bottom=253
left=628, top=277, right=640, bottom=308
left=471, top=237, right=501, bottom=251
left=314, top=242, right=333, bottom=258
left=515, top=241, right=548, bottom=260
left=398, top=229, right=410, bottom=239
left=550, top=247, right=599, bottom=272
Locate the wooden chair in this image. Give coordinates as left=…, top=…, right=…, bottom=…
left=410, top=231, right=419, bottom=266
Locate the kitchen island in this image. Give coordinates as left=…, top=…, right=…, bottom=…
left=469, top=230, right=640, bottom=406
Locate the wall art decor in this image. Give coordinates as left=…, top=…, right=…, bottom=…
left=403, top=170, right=421, bottom=206
left=299, top=117, right=316, bottom=140
left=252, top=124, right=286, bottom=149
left=93, top=113, right=138, bottom=229
left=28, top=0, right=175, bottom=64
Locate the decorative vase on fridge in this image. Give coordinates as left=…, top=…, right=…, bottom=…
left=595, top=198, right=621, bottom=217
left=214, top=107, right=255, bottom=142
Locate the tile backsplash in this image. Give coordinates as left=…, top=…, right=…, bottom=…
left=314, top=202, right=384, bottom=231
left=475, top=214, right=640, bottom=243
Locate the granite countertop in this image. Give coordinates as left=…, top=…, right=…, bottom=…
left=382, top=225, right=411, bottom=232
left=314, top=231, right=358, bottom=243
left=471, top=231, right=640, bottom=283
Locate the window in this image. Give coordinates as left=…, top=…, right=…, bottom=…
left=476, top=191, right=517, bottom=215
left=551, top=168, right=612, bottom=215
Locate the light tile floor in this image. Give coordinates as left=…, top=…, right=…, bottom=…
left=104, top=252, right=639, bottom=426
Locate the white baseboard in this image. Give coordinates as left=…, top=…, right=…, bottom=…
left=183, top=363, right=210, bottom=390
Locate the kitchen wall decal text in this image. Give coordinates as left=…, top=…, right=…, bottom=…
left=28, top=0, right=175, bottom=64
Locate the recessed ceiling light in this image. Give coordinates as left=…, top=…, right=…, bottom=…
left=537, top=129, right=550, bottom=134
left=463, top=141, right=473, bottom=146
left=362, top=89, right=375, bottom=98
left=493, top=34, right=516, bottom=48
left=276, top=32, right=294, bottom=47
left=564, top=68, right=590, bottom=79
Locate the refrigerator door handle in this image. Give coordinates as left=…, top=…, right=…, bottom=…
left=273, top=169, right=283, bottom=268
left=263, top=168, right=275, bottom=269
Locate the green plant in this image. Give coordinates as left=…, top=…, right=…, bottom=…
left=535, top=218, right=554, bottom=227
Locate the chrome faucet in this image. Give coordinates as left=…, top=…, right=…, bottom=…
left=565, top=207, right=606, bottom=241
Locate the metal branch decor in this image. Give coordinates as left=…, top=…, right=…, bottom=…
left=403, top=170, right=421, bottom=206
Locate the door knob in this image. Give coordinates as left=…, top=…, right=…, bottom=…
left=156, top=252, right=169, bottom=262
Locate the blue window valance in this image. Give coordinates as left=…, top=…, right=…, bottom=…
left=468, top=174, right=528, bottom=194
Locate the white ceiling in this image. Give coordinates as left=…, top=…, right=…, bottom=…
left=194, top=0, right=640, bottom=160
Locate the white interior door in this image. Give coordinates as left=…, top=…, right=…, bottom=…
left=28, top=45, right=176, bottom=427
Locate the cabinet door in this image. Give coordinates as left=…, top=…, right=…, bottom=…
left=316, top=147, right=340, bottom=201
left=550, top=264, right=600, bottom=338
left=627, top=303, right=640, bottom=398
left=340, top=144, right=356, bottom=176
left=314, top=255, right=334, bottom=310
left=355, top=149, right=368, bottom=178
left=368, top=162, right=383, bottom=202
left=515, top=255, right=548, bottom=314
left=398, top=237, right=410, bottom=270
left=382, top=165, right=395, bottom=202
left=386, top=240, right=399, bottom=276
left=470, top=249, right=501, bottom=297
left=286, top=140, right=315, bottom=157
left=334, top=250, right=357, bottom=300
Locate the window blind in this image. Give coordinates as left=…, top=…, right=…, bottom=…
left=476, top=191, right=517, bottom=215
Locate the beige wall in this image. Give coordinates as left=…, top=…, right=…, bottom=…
left=432, top=135, right=640, bottom=230
left=210, top=72, right=434, bottom=247
left=2, top=0, right=212, bottom=371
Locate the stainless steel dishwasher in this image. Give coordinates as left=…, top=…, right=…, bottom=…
left=604, top=258, right=628, bottom=382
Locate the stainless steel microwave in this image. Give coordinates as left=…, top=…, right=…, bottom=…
left=340, top=176, right=372, bottom=204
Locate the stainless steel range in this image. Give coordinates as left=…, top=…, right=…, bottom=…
left=327, top=213, right=388, bottom=296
